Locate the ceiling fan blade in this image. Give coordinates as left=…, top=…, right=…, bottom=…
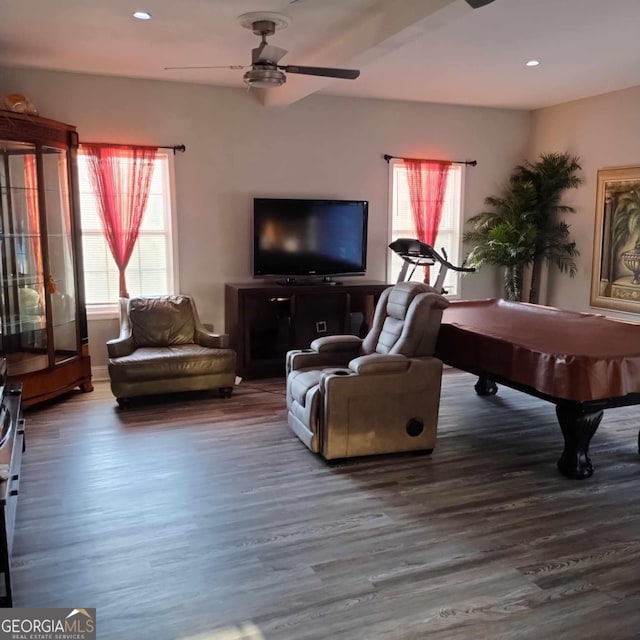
left=280, top=65, right=360, bottom=79
left=464, top=0, right=495, bottom=7
left=164, top=65, right=246, bottom=70
left=253, top=44, right=288, bottom=64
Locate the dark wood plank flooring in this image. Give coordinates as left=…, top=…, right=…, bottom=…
left=11, top=369, right=640, bottom=640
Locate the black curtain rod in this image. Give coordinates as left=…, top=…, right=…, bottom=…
left=81, top=142, right=186, bottom=154
left=383, top=154, right=476, bottom=166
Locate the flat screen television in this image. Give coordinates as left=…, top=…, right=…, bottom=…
left=253, top=198, right=368, bottom=282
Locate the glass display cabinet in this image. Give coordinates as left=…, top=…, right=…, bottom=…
left=0, top=111, right=92, bottom=407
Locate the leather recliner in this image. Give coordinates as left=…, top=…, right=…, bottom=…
left=107, top=294, right=236, bottom=406
left=286, top=281, right=449, bottom=459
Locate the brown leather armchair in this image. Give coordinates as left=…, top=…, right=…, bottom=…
left=107, top=295, right=236, bottom=407
left=286, top=282, right=449, bottom=459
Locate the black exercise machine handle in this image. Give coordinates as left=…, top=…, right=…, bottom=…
left=389, top=238, right=476, bottom=273
left=389, top=237, right=475, bottom=293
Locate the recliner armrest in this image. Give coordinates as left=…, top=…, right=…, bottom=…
left=287, top=335, right=363, bottom=375
left=287, top=349, right=352, bottom=375
left=196, top=329, right=230, bottom=349
left=318, top=356, right=442, bottom=397
left=108, top=297, right=136, bottom=358
left=310, top=334, right=363, bottom=354
left=107, top=335, right=136, bottom=359
left=349, top=353, right=410, bottom=374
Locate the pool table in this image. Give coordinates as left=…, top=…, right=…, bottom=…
left=435, top=298, right=640, bottom=479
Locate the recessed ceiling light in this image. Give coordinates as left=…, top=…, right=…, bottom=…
left=526, top=60, right=540, bottom=67
left=133, top=11, right=152, bottom=20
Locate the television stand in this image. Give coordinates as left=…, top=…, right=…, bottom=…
left=225, top=281, right=389, bottom=378
left=278, top=277, right=342, bottom=286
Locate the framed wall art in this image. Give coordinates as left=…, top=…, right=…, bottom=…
left=591, top=165, right=640, bottom=313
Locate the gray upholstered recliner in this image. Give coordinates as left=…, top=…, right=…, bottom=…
left=286, top=282, right=449, bottom=459
left=107, top=295, right=236, bottom=407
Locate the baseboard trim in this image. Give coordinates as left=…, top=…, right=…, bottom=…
left=92, top=365, right=109, bottom=382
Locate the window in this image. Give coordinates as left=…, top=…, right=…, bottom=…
left=388, top=160, right=464, bottom=296
left=77, top=149, right=176, bottom=310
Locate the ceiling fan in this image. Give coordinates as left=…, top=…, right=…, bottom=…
left=164, top=12, right=360, bottom=89
left=290, top=0, right=496, bottom=4
left=289, top=0, right=496, bottom=6
left=464, top=0, right=496, bottom=7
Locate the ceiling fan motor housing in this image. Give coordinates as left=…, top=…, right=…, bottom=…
left=251, top=20, right=276, bottom=36
left=243, top=67, right=287, bottom=88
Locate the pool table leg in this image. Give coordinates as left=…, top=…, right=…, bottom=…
left=555, top=405, right=603, bottom=479
left=474, top=376, right=498, bottom=396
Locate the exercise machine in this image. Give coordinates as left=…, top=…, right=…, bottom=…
left=389, top=238, right=475, bottom=294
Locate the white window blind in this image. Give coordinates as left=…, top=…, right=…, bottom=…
left=388, top=161, right=463, bottom=295
left=77, top=150, right=175, bottom=308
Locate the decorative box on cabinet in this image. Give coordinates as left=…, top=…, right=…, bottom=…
left=0, top=112, right=92, bottom=407
left=225, top=281, right=389, bottom=378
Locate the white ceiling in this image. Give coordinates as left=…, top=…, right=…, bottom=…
left=2, top=0, right=640, bottom=110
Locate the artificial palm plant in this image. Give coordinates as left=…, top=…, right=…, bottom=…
left=510, top=152, right=583, bottom=303
left=464, top=152, right=583, bottom=303
left=464, top=181, right=538, bottom=301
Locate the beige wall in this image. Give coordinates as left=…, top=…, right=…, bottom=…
left=529, top=85, right=640, bottom=316
left=0, top=67, right=531, bottom=371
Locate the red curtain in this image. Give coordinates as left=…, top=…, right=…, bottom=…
left=404, top=159, right=451, bottom=283
left=83, top=144, right=158, bottom=297
left=23, top=155, right=43, bottom=277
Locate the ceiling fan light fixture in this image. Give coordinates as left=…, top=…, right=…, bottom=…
left=243, top=68, right=286, bottom=88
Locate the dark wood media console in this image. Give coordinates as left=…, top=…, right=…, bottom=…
left=225, top=281, right=390, bottom=378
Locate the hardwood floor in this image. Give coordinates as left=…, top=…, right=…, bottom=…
left=11, top=369, right=640, bottom=640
